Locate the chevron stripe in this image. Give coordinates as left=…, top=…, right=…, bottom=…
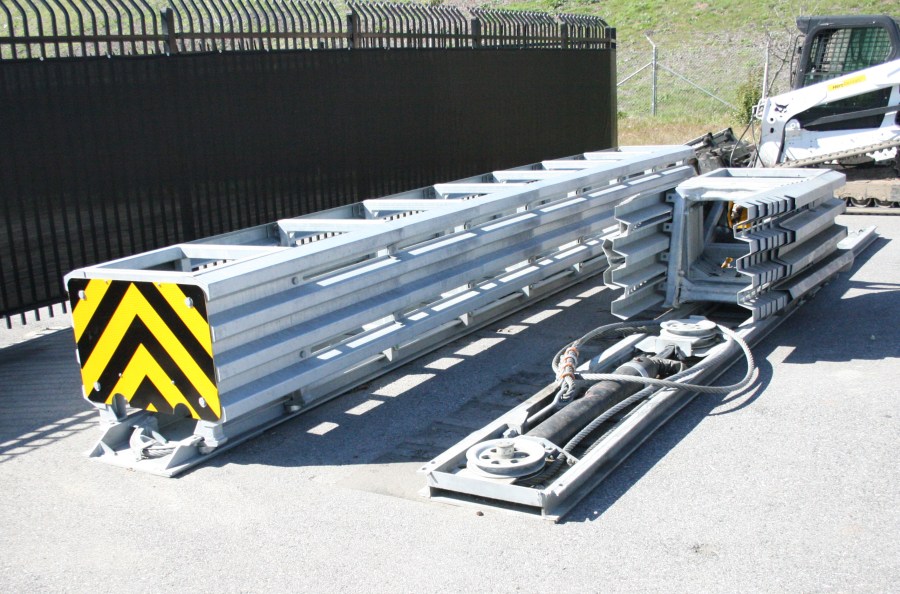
left=90, top=316, right=220, bottom=420
left=72, top=280, right=131, bottom=365
left=156, top=283, right=213, bottom=356
left=71, top=279, right=110, bottom=342
left=69, top=279, right=219, bottom=422
left=109, top=344, right=205, bottom=419
left=73, top=281, right=208, bottom=372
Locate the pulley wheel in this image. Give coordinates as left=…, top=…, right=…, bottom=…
left=466, top=438, right=548, bottom=477
left=660, top=319, right=717, bottom=339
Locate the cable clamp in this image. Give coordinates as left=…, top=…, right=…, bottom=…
left=560, top=450, right=580, bottom=466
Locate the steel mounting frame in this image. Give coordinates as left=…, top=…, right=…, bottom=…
left=421, top=166, right=877, bottom=520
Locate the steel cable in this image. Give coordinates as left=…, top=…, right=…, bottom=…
left=524, top=321, right=757, bottom=485
left=577, top=324, right=756, bottom=394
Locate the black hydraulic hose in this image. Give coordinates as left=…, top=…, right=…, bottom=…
left=578, top=324, right=756, bottom=394
left=526, top=320, right=666, bottom=427
left=550, top=320, right=664, bottom=376
left=527, top=358, right=660, bottom=444
left=523, top=323, right=757, bottom=486
left=572, top=330, right=751, bottom=453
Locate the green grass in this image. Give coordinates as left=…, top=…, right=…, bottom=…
left=492, top=0, right=897, bottom=44
left=483, top=0, right=897, bottom=141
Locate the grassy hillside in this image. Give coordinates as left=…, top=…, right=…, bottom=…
left=489, top=0, right=898, bottom=141
left=497, top=0, right=896, bottom=44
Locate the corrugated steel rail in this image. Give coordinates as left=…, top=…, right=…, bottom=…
left=65, top=145, right=694, bottom=475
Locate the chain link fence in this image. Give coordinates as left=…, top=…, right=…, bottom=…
left=616, top=29, right=797, bottom=130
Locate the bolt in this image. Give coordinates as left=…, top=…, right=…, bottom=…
left=495, top=440, right=516, bottom=459
left=185, top=297, right=193, bottom=309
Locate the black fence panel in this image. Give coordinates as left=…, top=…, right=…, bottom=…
left=0, top=47, right=616, bottom=322
left=0, top=1, right=614, bottom=59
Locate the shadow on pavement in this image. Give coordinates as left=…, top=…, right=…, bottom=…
left=0, top=329, right=94, bottom=463
left=563, top=340, right=779, bottom=523
left=562, top=235, right=893, bottom=522
left=1, top=233, right=890, bottom=521
left=196, top=241, right=886, bottom=520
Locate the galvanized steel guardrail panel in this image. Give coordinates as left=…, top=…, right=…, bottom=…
left=63, top=145, right=695, bottom=475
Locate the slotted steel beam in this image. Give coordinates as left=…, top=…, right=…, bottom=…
left=64, top=146, right=694, bottom=476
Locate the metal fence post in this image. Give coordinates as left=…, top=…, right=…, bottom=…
left=561, top=23, right=569, bottom=49
left=161, top=7, right=179, bottom=55
left=646, top=34, right=657, bottom=116
left=347, top=12, right=360, bottom=49
left=471, top=18, right=481, bottom=49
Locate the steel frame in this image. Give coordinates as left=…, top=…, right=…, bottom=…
left=65, top=146, right=695, bottom=475
left=421, top=167, right=877, bottom=520
left=423, top=225, right=876, bottom=520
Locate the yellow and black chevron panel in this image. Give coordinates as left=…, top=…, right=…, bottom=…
left=67, top=279, right=220, bottom=422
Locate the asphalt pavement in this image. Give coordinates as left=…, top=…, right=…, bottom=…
left=0, top=213, right=897, bottom=593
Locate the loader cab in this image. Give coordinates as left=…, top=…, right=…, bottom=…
left=793, top=15, right=900, bottom=90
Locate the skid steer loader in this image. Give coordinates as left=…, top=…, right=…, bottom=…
left=694, top=15, right=900, bottom=207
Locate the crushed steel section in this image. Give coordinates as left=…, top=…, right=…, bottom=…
left=605, top=168, right=854, bottom=321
